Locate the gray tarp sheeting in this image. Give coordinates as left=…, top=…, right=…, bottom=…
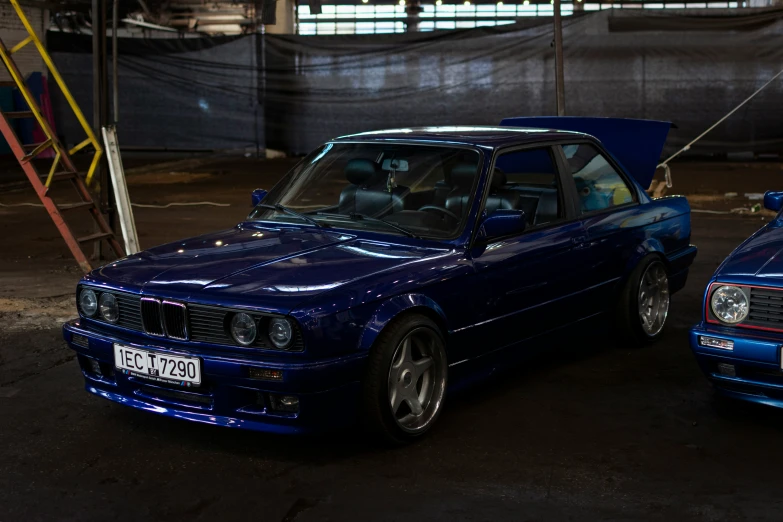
left=48, top=32, right=261, bottom=151
left=47, top=8, right=783, bottom=156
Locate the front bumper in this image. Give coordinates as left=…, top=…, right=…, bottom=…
left=63, top=320, right=365, bottom=434
left=690, top=323, right=783, bottom=408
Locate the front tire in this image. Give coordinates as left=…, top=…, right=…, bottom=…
left=361, top=314, right=448, bottom=444
left=617, top=255, right=670, bottom=345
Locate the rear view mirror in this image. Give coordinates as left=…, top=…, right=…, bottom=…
left=251, top=188, right=268, bottom=207
left=477, top=209, right=526, bottom=241
left=381, top=158, right=409, bottom=171
left=764, top=191, right=783, bottom=212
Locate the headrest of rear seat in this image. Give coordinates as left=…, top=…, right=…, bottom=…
left=446, top=163, right=478, bottom=188
left=534, top=189, right=559, bottom=224
left=344, top=159, right=379, bottom=185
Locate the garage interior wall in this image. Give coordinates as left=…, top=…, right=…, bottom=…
left=46, top=9, right=783, bottom=155
left=47, top=32, right=262, bottom=152
left=0, top=3, right=46, bottom=81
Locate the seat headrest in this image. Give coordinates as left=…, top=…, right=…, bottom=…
left=446, top=162, right=478, bottom=188
left=491, top=168, right=507, bottom=189
left=344, top=159, right=379, bottom=185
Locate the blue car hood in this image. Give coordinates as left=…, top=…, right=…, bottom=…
left=717, top=223, right=783, bottom=280
left=500, top=117, right=672, bottom=189
left=85, top=224, right=448, bottom=313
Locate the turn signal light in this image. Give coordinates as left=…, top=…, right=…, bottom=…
left=247, top=367, right=283, bottom=381
left=72, top=334, right=89, bottom=348
left=699, top=336, right=734, bottom=351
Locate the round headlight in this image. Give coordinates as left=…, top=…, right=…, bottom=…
left=711, top=285, right=749, bottom=324
left=99, top=293, right=119, bottom=323
left=269, top=317, right=293, bottom=349
left=79, top=288, right=98, bottom=317
left=231, top=312, right=257, bottom=346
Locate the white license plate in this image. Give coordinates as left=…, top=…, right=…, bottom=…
left=114, top=344, right=201, bottom=387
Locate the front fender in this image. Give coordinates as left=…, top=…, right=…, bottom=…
left=358, top=294, right=448, bottom=353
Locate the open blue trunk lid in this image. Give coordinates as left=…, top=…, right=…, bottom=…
left=500, top=117, right=672, bottom=188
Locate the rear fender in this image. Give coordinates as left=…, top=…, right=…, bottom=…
left=624, top=239, right=667, bottom=280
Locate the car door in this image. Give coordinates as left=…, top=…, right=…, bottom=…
left=556, top=141, right=642, bottom=307
left=461, top=145, right=589, bottom=357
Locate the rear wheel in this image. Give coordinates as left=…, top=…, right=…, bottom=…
left=361, top=315, right=448, bottom=444
left=617, top=255, right=670, bottom=345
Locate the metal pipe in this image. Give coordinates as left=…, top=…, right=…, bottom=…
left=112, top=0, right=118, bottom=124
left=405, top=0, right=422, bottom=32
left=553, top=0, right=565, bottom=116
left=91, top=0, right=100, bottom=134
left=91, top=0, right=103, bottom=260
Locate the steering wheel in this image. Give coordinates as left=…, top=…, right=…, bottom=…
left=418, top=205, right=460, bottom=222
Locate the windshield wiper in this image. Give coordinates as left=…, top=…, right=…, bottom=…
left=345, top=212, right=421, bottom=239
left=256, top=203, right=325, bottom=228
left=314, top=211, right=421, bottom=238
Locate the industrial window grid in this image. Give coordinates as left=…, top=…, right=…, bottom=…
left=296, top=1, right=742, bottom=34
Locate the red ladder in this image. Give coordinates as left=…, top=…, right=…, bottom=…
left=0, top=54, right=124, bottom=272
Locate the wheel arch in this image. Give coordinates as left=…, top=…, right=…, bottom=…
left=623, top=239, right=670, bottom=282
left=358, top=294, right=449, bottom=354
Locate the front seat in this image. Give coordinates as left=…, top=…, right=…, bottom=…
left=338, top=158, right=408, bottom=217
left=442, top=162, right=479, bottom=217
left=483, top=169, right=521, bottom=213
left=533, top=188, right=559, bottom=226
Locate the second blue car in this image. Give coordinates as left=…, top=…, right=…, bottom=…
left=691, top=191, right=783, bottom=408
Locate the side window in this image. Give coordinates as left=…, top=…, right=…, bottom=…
left=491, top=148, right=561, bottom=227
left=562, top=143, right=634, bottom=213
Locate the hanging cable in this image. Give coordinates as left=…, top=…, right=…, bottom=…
left=657, top=67, right=783, bottom=189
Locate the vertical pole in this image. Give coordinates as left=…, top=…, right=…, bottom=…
left=100, top=0, right=115, bottom=241
left=405, top=0, right=422, bottom=32
left=91, top=0, right=103, bottom=260
left=92, top=0, right=114, bottom=260
left=553, top=0, right=565, bottom=116
left=112, top=0, right=119, bottom=124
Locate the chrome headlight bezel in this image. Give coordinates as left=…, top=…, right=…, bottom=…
left=268, top=317, right=294, bottom=349
left=230, top=312, right=258, bottom=346
left=710, top=284, right=750, bottom=325
left=79, top=288, right=98, bottom=317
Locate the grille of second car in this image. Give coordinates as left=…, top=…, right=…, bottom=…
left=747, top=287, right=783, bottom=329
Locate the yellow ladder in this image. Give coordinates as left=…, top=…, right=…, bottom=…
left=0, top=0, right=103, bottom=186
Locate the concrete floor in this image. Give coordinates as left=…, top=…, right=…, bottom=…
left=1, top=157, right=783, bottom=521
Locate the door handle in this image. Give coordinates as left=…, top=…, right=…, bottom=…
left=571, top=235, right=588, bottom=246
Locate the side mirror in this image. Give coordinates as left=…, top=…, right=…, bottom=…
left=477, top=209, right=526, bottom=241
left=251, top=188, right=268, bottom=207
left=764, top=191, right=783, bottom=212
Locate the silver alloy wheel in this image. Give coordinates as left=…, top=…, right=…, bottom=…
left=387, top=327, right=447, bottom=433
left=638, top=261, right=670, bottom=337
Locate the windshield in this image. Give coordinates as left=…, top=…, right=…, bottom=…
left=249, top=142, right=481, bottom=239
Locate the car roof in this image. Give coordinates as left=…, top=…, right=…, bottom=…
left=332, top=126, right=589, bottom=148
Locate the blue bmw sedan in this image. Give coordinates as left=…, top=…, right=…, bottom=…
left=690, top=192, right=783, bottom=408
left=64, top=122, right=696, bottom=442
